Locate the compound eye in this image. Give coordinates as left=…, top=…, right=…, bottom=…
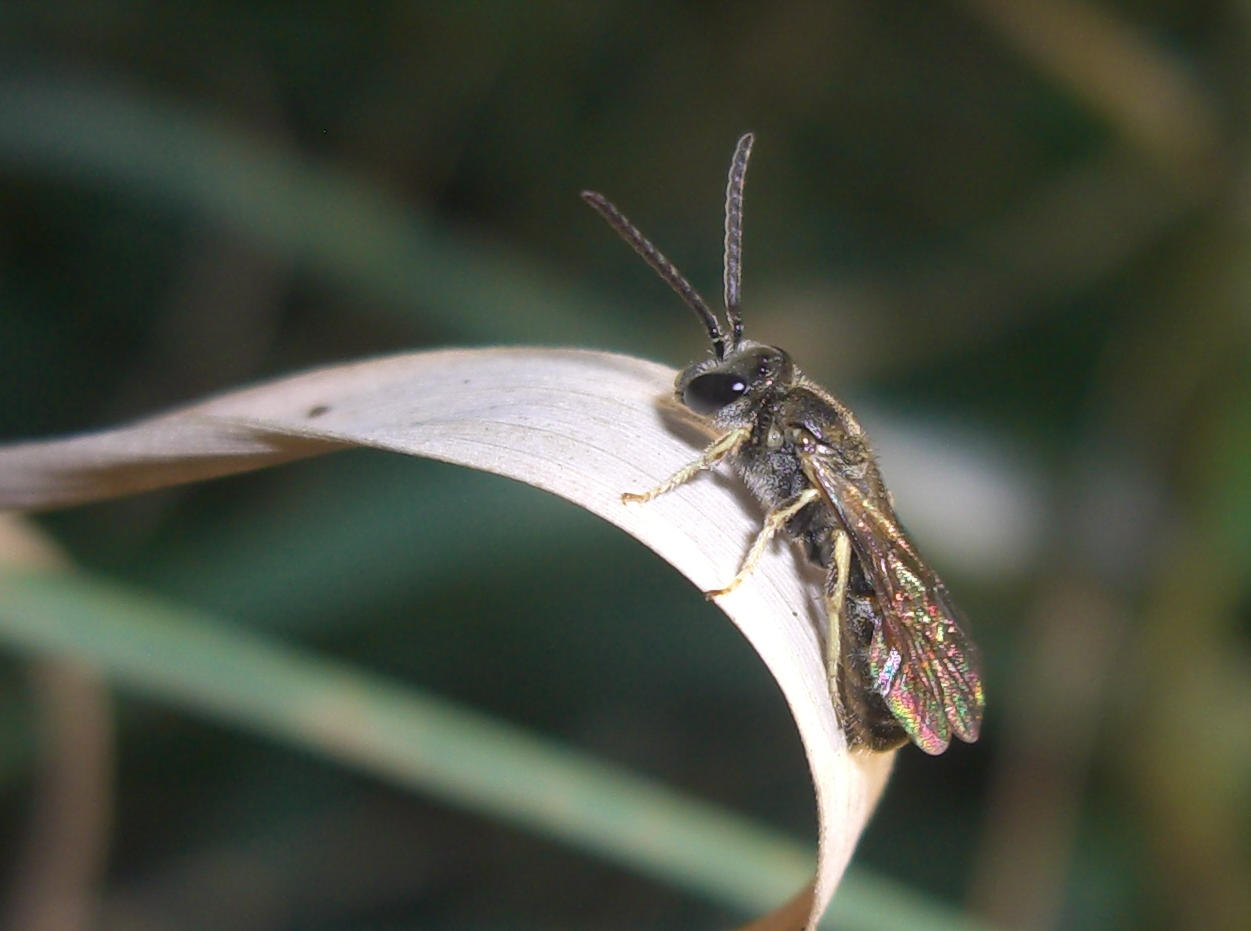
left=682, top=372, right=748, bottom=415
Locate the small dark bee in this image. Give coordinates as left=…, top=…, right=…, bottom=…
left=582, top=133, right=984, bottom=753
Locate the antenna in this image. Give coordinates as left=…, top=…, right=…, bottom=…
left=581, top=190, right=728, bottom=359
left=723, top=132, right=754, bottom=349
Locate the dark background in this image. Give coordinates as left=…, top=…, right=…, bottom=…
left=1, top=2, right=1249, bottom=929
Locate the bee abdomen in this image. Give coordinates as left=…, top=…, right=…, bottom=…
left=839, top=588, right=908, bottom=751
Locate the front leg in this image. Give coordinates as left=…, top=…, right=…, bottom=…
left=621, top=426, right=751, bottom=504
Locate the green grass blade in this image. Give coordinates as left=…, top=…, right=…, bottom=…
left=0, top=567, right=993, bottom=931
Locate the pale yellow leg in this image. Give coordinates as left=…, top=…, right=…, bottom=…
left=824, top=529, right=852, bottom=698
left=621, top=426, right=751, bottom=504
left=705, top=487, right=821, bottom=598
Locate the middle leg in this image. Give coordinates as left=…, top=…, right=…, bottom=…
left=705, top=487, right=821, bottom=598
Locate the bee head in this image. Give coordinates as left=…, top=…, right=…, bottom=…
left=675, top=341, right=793, bottom=425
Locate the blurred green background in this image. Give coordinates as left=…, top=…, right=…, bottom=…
left=1, top=2, right=1249, bottom=929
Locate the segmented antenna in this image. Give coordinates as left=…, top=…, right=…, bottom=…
left=581, top=189, right=728, bottom=359
left=723, top=132, right=753, bottom=349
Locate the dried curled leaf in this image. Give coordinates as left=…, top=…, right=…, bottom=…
left=0, top=347, right=893, bottom=929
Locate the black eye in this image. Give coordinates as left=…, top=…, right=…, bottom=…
left=683, top=372, right=748, bottom=414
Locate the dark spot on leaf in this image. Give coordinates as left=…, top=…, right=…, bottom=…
left=307, top=405, right=331, bottom=418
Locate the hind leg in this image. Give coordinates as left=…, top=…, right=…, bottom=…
left=823, top=529, right=853, bottom=719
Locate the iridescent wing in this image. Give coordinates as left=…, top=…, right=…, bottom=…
left=802, top=453, right=985, bottom=754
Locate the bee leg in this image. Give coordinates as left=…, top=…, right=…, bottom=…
left=823, top=529, right=853, bottom=725
left=621, top=426, right=751, bottom=504
left=705, top=487, right=821, bottom=598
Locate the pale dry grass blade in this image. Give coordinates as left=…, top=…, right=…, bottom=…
left=0, top=347, right=894, bottom=929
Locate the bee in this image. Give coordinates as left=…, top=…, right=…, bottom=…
left=582, top=133, right=984, bottom=753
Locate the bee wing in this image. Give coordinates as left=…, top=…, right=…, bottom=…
left=802, top=453, right=986, bottom=754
